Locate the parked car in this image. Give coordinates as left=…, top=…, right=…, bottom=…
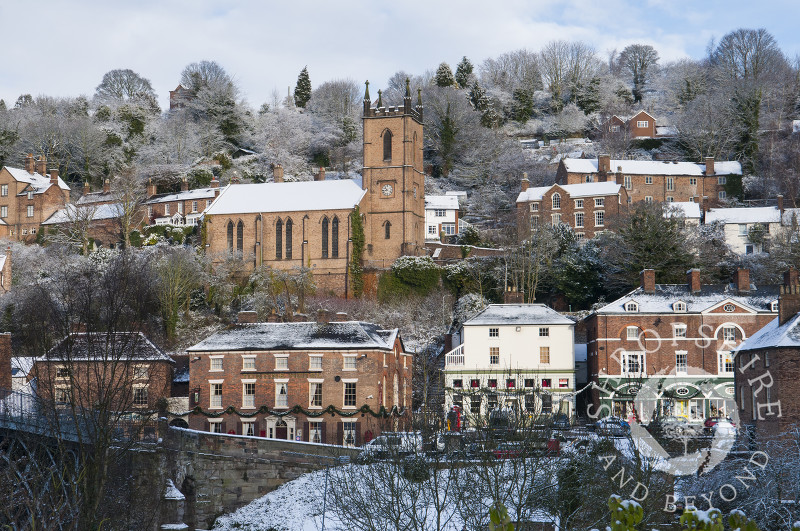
left=703, top=417, right=736, bottom=435
left=551, top=414, right=571, bottom=430
left=594, top=417, right=631, bottom=437
left=649, top=416, right=702, bottom=438
left=360, top=432, right=422, bottom=460
left=493, top=442, right=524, bottom=460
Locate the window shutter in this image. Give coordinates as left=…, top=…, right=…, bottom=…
left=320, top=422, right=327, bottom=445
left=220, top=421, right=227, bottom=434
left=303, top=421, right=309, bottom=442
left=236, top=420, right=242, bottom=435
left=206, top=420, right=210, bottom=432
left=337, top=422, right=343, bottom=445
left=355, top=424, right=362, bottom=446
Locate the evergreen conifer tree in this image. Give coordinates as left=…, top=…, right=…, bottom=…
left=294, top=67, right=312, bottom=108
left=434, top=63, right=456, bottom=88
left=455, top=56, right=474, bottom=88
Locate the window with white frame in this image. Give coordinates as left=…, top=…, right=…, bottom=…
left=308, top=421, right=323, bottom=443
left=530, top=203, right=539, bottom=212
left=539, top=327, right=549, bottom=337
left=0, top=206, right=6, bottom=218
left=595, top=211, right=604, bottom=226
left=625, top=301, right=638, bottom=312
left=771, top=301, right=779, bottom=312
left=275, top=355, right=288, bottom=370
left=0, top=185, right=7, bottom=196
left=208, top=419, right=223, bottom=433
left=718, top=352, right=734, bottom=374
left=575, top=199, right=583, bottom=208
left=442, top=223, right=456, bottom=235
left=530, top=216, right=539, bottom=228
left=343, top=355, right=357, bottom=370
left=177, top=202, right=183, bottom=214
left=164, top=204, right=170, bottom=216
left=637, top=120, right=648, bottom=128
left=689, top=178, right=697, bottom=186
left=624, top=175, right=632, bottom=190
left=309, top=355, right=323, bottom=370
left=673, top=324, right=687, bottom=338
left=540, top=346, right=550, bottom=364
left=343, top=381, right=357, bottom=407
left=489, top=347, right=500, bottom=365
left=719, top=191, right=727, bottom=199
left=645, top=196, right=653, bottom=203
left=242, top=381, right=256, bottom=408
left=342, top=421, right=357, bottom=447
left=242, top=355, right=256, bottom=371
left=575, top=212, right=584, bottom=228
left=275, top=382, right=289, bottom=408
left=673, top=301, right=686, bottom=312
left=645, top=176, right=652, bottom=185
left=27, top=191, right=33, bottom=200
left=210, top=356, right=223, bottom=372
left=595, top=198, right=604, bottom=207
left=576, top=232, right=585, bottom=240
left=133, top=365, right=149, bottom=380
left=133, top=386, right=148, bottom=407
left=551, top=213, right=561, bottom=225
left=611, top=125, right=620, bottom=132
left=666, top=196, right=674, bottom=202
left=434, top=209, right=446, bottom=217
left=552, top=193, right=561, bottom=209
left=310, top=381, right=323, bottom=407
left=666, top=177, right=674, bottom=191
left=242, top=421, right=255, bottom=436
left=676, top=352, right=688, bottom=374
left=738, top=224, right=748, bottom=236
left=210, top=382, right=223, bottom=409
left=489, top=328, right=499, bottom=337
left=718, top=176, right=727, bottom=185
left=26, top=205, right=33, bottom=217
left=626, top=326, right=639, bottom=340
left=722, top=326, right=736, bottom=342
left=621, top=352, right=645, bottom=376
left=192, top=201, right=198, bottom=213
left=206, top=200, right=212, bottom=208
left=427, top=225, right=437, bottom=235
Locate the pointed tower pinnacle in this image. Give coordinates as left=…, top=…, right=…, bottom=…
left=403, top=78, right=412, bottom=113
left=416, top=88, right=424, bottom=121
left=363, top=80, right=370, bottom=101
left=363, top=80, right=371, bottom=115
left=376, top=89, right=383, bottom=109
left=405, top=78, right=411, bottom=98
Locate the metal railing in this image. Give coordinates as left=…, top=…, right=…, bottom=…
left=445, top=344, right=465, bottom=366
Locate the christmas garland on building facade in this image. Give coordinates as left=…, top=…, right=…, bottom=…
left=187, top=403, right=409, bottom=419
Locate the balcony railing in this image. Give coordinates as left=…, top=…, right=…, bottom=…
left=445, top=344, right=465, bottom=367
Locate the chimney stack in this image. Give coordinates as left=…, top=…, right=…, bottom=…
left=315, top=167, right=326, bottom=181
left=273, top=164, right=284, bottom=183
left=103, top=178, right=110, bottom=194
left=181, top=177, right=189, bottom=192
left=521, top=172, right=530, bottom=192
left=735, top=268, right=750, bottom=293
left=317, top=309, right=331, bottom=324
left=24, top=154, right=34, bottom=173
left=779, top=269, right=800, bottom=325
left=687, top=269, right=701, bottom=293
left=778, top=195, right=784, bottom=216
left=147, top=179, right=158, bottom=198
left=237, top=311, right=258, bottom=324
left=211, top=177, right=220, bottom=197
left=598, top=154, right=611, bottom=174
left=705, top=157, right=715, bottom=176
left=504, top=286, right=524, bottom=303
left=83, top=181, right=90, bottom=195
left=49, top=168, right=59, bottom=186
left=640, top=269, right=656, bottom=294
left=35, top=156, right=46, bottom=175
left=333, top=312, right=348, bottom=322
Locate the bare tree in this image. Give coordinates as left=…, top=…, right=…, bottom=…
left=45, top=203, right=100, bottom=254
left=539, top=40, right=600, bottom=110
left=617, top=44, right=660, bottom=102
left=94, top=69, right=159, bottom=110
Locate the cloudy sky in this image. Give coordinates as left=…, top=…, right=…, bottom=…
left=1, top=0, right=797, bottom=109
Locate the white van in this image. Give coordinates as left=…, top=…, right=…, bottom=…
left=360, top=432, right=423, bottom=459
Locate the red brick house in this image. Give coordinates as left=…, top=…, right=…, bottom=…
left=735, top=270, right=800, bottom=442
left=0, top=333, right=11, bottom=391
left=556, top=155, right=741, bottom=204
left=144, top=178, right=219, bottom=226
left=187, top=312, right=411, bottom=446
left=604, top=110, right=660, bottom=139
left=584, top=268, right=778, bottom=423
left=516, top=177, right=629, bottom=241
left=31, top=332, right=174, bottom=411
left=0, top=155, right=70, bottom=241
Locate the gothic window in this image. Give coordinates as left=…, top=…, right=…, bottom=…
left=383, top=129, right=392, bottom=162
left=236, top=221, right=244, bottom=254
left=276, top=219, right=283, bottom=259
left=385, top=221, right=391, bottom=240
left=331, top=216, right=339, bottom=258
left=321, top=217, right=329, bottom=258
left=226, top=221, right=234, bottom=253
left=552, top=193, right=561, bottom=209
left=285, top=218, right=293, bottom=259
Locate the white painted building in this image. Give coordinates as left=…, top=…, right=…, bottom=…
left=443, top=304, right=576, bottom=423
left=705, top=206, right=781, bottom=255
left=425, top=194, right=460, bottom=241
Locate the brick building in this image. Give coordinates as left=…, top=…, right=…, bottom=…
left=516, top=178, right=628, bottom=241
left=585, top=268, right=778, bottom=423
left=186, top=312, right=411, bottom=446
left=202, top=81, right=426, bottom=296
left=736, top=270, right=800, bottom=442
left=604, top=110, right=664, bottom=139
left=556, top=155, right=741, bottom=204
left=31, top=332, right=174, bottom=411
left=169, top=84, right=192, bottom=110
left=0, top=333, right=10, bottom=391
left=145, top=177, right=219, bottom=226
left=0, top=248, right=11, bottom=293
left=0, top=155, right=70, bottom=241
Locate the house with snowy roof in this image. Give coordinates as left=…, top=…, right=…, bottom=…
left=186, top=310, right=411, bottom=446
left=705, top=206, right=782, bottom=255
left=735, top=269, right=800, bottom=442
left=556, top=155, right=741, bottom=205
left=443, top=304, right=576, bottom=425
left=666, top=201, right=701, bottom=226
left=516, top=175, right=629, bottom=241
left=584, top=268, right=779, bottom=424
left=145, top=176, right=220, bottom=226
left=201, top=81, right=427, bottom=297
left=425, top=194, right=460, bottom=241
left=0, top=154, right=70, bottom=241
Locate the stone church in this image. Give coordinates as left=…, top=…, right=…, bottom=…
left=202, top=81, right=426, bottom=296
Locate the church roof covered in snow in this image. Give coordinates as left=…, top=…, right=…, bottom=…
left=204, top=180, right=366, bottom=216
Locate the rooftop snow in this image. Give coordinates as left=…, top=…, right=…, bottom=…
left=5, top=166, right=70, bottom=192
left=667, top=202, right=701, bottom=219
left=425, top=195, right=459, bottom=210
left=43, top=203, right=124, bottom=224
left=596, top=284, right=780, bottom=315
left=204, top=180, right=366, bottom=216
left=39, top=332, right=173, bottom=363
left=705, top=206, right=781, bottom=224
left=145, top=187, right=217, bottom=204
left=465, top=304, right=574, bottom=326
left=77, top=191, right=123, bottom=205
left=737, top=314, right=800, bottom=352
left=0, top=254, right=6, bottom=270
left=517, top=182, right=621, bottom=202
left=187, top=321, right=399, bottom=352
left=561, top=158, right=742, bottom=176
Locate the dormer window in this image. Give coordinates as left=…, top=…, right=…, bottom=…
left=673, top=301, right=687, bottom=312
left=625, top=301, right=638, bottom=312
left=771, top=301, right=779, bottom=312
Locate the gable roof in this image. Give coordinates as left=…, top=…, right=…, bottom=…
left=705, top=206, right=781, bottom=225
left=596, top=284, right=779, bottom=315
left=517, top=182, right=621, bottom=203
left=465, top=304, right=574, bottom=326
left=39, top=332, right=173, bottom=362
left=187, top=321, right=400, bottom=352
left=77, top=191, right=123, bottom=205
left=43, top=203, right=124, bottom=225
left=204, top=180, right=367, bottom=216
left=425, top=195, right=459, bottom=210
left=561, top=158, right=742, bottom=177
left=667, top=202, right=701, bottom=219
left=4, top=166, right=70, bottom=194
left=145, top=187, right=217, bottom=205
left=737, top=314, right=800, bottom=352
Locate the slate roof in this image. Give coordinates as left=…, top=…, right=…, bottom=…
left=43, top=203, right=124, bottom=224
left=425, top=195, right=459, bottom=210
left=596, top=284, right=780, bottom=315
left=145, top=187, right=217, bottom=205
left=204, top=180, right=366, bottom=216
left=465, top=304, right=574, bottom=326
left=187, top=321, right=400, bottom=352
left=705, top=206, right=781, bottom=225
left=737, top=314, right=800, bottom=352
left=77, top=191, right=123, bottom=205
left=39, top=332, right=173, bottom=362
left=517, top=182, right=622, bottom=203
left=5, top=166, right=71, bottom=194
left=561, top=158, right=742, bottom=176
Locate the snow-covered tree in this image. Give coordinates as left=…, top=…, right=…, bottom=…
left=455, top=56, right=474, bottom=88
left=294, top=66, right=312, bottom=108
left=434, top=62, right=456, bottom=88
left=617, top=44, right=660, bottom=102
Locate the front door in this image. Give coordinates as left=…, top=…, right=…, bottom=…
left=275, top=419, right=288, bottom=439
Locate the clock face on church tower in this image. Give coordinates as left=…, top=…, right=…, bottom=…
left=381, top=184, right=393, bottom=196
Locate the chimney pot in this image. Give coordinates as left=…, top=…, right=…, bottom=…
left=333, top=311, right=348, bottom=322
left=705, top=157, right=715, bottom=176
left=317, top=309, right=331, bottom=324
left=640, top=269, right=656, bottom=294
left=24, top=154, right=34, bottom=173
left=103, top=178, right=110, bottom=194
left=147, top=179, right=158, bottom=198
left=687, top=269, right=701, bottom=293
left=181, top=177, right=189, bottom=192
left=49, top=168, right=59, bottom=186
left=735, top=268, right=750, bottom=293
left=598, top=154, right=611, bottom=174
left=237, top=311, right=258, bottom=324
left=273, top=164, right=284, bottom=183
left=83, top=181, right=90, bottom=194
left=521, top=172, right=530, bottom=192
left=35, top=156, right=47, bottom=175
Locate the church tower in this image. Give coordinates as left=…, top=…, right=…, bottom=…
left=361, top=79, right=425, bottom=266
